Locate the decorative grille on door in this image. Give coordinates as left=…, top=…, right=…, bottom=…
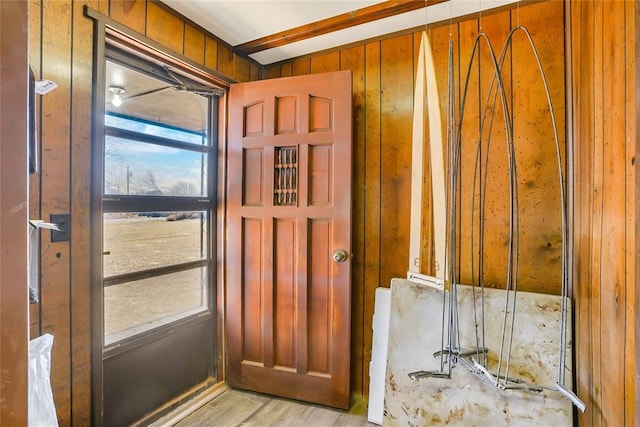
left=274, top=146, right=297, bottom=206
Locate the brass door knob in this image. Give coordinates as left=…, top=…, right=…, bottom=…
left=333, top=249, right=348, bottom=263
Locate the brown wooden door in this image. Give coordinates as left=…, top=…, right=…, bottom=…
left=227, top=71, right=352, bottom=409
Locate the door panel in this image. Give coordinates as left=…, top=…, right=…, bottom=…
left=228, top=71, right=352, bottom=408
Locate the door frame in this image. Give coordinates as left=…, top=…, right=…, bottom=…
left=86, top=8, right=233, bottom=424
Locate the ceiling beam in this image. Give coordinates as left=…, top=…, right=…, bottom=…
left=234, top=0, right=447, bottom=56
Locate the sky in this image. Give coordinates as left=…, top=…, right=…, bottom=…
left=104, top=115, right=208, bottom=196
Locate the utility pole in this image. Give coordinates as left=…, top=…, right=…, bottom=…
left=126, top=166, right=130, bottom=194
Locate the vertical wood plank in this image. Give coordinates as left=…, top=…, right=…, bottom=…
left=217, top=44, right=235, bottom=78
left=184, top=24, right=205, bottom=65
left=250, top=62, right=261, bottom=81
left=310, top=51, right=340, bottom=74
left=41, top=0, right=72, bottom=422
left=569, top=2, right=591, bottom=425
left=262, top=65, right=281, bottom=80
left=234, top=55, right=251, bottom=82
left=292, top=58, right=310, bottom=76
left=205, top=36, right=218, bottom=71
left=280, top=63, right=292, bottom=77
left=572, top=0, right=594, bottom=424
left=146, top=2, right=183, bottom=54
left=340, top=45, right=366, bottom=397
left=511, top=0, right=565, bottom=295
left=599, top=1, right=626, bottom=426
left=379, top=33, right=413, bottom=288
left=472, top=10, right=512, bottom=292
left=97, top=0, right=109, bottom=15
left=456, top=17, right=481, bottom=288
left=623, top=2, right=637, bottom=425
left=569, top=1, right=638, bottom=424
left=108, top=0, right=146, bottom=34
left=363, top=41, right=382, bottom=395
left=591, top=1, right=604, bottom=424
left=70, top=1, right=95, bottom=424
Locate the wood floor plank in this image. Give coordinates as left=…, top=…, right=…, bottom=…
left=177, top=389, right=374, bottom=426
left=242, top=396, right=372, bottom=427
left=175, top=390, right=269, bottom=427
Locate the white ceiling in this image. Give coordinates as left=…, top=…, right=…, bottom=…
left=162, top=0, right=521, bottom=65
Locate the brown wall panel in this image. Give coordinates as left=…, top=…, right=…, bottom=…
left=184, top=24, right=205, bottom=64
left=145, top=2, right=183, bottom=54
left=599, top=3, right=626, bottom=426
left=510, top=1, right=566, bottom=295
left=0, top=1, right=29, bottom=424
left=204, top=36, right=218, bottom=71
left=310, top=51, right=340, bottom=74
left=280, top=63, right=292, bottom=78
left=29, top=0, right=261, bottom=424
left=29, top=0, right=638, bottom=424
left=109, top=0, right=146, bottom=34
left=234, top=55, right=251, bottom=83
left=266, top=1, right=568, bottom=400
left=217, top=43, right=235, bottom=79
left=623, top=1, right=637, bottom=424
left=362, top=40, right=382, bottom=399
left=340, top=44, right=367, bottom=401
left=292, top=58, right=311, bottom=76
left=570, top=0, right=637, bottom=425
left=379, top=33, right=413, bottom=290
left=70, top=1, right=98, bottom=424
left=263, top=64, right=281, bottom=80
left=40, top=1, right=73, bottom=421
left=250, top=62, right=261, bottom=81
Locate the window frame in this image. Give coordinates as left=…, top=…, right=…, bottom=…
left=100, top=44, right=220, bottom=347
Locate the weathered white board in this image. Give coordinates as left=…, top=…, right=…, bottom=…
left=368, top=287, right=391, bottom=425
left=384, top=278, right=573, bottom=426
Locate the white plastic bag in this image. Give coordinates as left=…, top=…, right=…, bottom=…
left=28, top=333, right=58, bottom=427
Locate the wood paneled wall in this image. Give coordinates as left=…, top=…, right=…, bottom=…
left=569, top=1, right=637, bottom=425
left=28, top=1, right=259, bottom=425
left=27, top=0, right=639, bottom=425
left=0, top=1, right=29, bottom=424
left=264, top=0, right=566, bottom=400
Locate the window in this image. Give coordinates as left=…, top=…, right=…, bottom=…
left=102, top=48, right=218, bottom=345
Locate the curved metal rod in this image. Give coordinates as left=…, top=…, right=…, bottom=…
left=431, top=23, right=573, bottom=408
left=495, top=25, right=569, bottom=387
left=457, top=24, right=574, bottom=407
left=455, top=31, right=516, bottom=384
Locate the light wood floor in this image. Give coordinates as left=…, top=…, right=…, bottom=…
left=175, top=389, right=377, bottom=427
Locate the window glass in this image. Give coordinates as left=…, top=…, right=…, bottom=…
left=104, top=136, right=207, bottom=196
left=103, top=211, right=208, bottom=277
left=105, top=113, right=206, bottom=145
left=103, top=54, right=215, bottom=345
left=104, top=267, right=208, bottom=344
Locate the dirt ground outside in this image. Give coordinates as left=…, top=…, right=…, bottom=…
left=103, top=215, right=209, bottom=342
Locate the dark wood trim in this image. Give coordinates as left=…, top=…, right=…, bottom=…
left=260, top=1, right=543, bottom=71
left=0, top=1, right=29, bottom=424
left=84, top=6, right=233, bottom=86
left=90, top=17, right=107, bottom=427
left=234, top=0, right=446, bottom=56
